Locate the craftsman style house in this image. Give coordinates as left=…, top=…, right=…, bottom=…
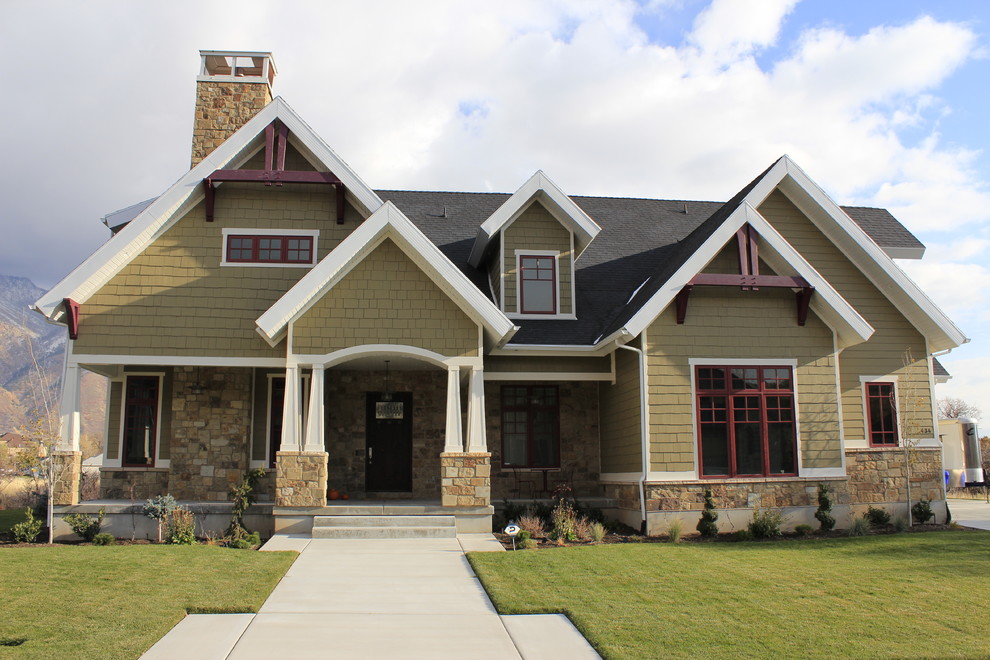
left=35, top=51, right=966, bottom=535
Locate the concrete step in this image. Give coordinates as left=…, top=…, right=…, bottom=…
left=311, top=525, right=457, bottom=539
left=313, top=515, right=455, bottom=528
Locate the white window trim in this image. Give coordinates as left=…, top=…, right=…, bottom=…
left=221, top=228, right=319, bottom=268
left=512, top=249, right=575, bottom=319
left=112, top=372, right=167, bottom=469
left=688, top=358, right=804, bottom=478
left=859, top=375, right=901, bottom=448
left=253, top=372, right=310, bottom=468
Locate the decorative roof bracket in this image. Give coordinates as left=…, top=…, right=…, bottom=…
left=63, top=297, right=80, bottom=340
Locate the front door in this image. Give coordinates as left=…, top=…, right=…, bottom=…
left=365, top=392, right=413, bottom=492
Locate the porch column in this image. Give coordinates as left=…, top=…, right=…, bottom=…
left=444, top=366, right=464, bottom=452
left=465, top=365, right=487, bottom=453
left=58, top=362, right=82, bottom=451
left=279, top=365, right=302, bottom=450
left=303, top=365, right=325, bottom=452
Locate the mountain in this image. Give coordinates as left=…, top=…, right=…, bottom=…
left=0, top=275, right=105, bottom=456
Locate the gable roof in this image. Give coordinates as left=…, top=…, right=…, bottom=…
left=467, top=170, right=602, bottom=267
left=256, top=201, right=516, bottom=349
left=33, top=97, right=383, bottom=322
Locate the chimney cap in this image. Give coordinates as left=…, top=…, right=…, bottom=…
left=198, top=50, right=277, bottom=88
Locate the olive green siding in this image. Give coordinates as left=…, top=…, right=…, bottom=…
left=647, top=287, right=841, bottom=472
left=292, top=238, right=480, bottom=357
left=485, top=355, right=611, bottom=375
left=599, top=347, right=643, bottom=473
left=502, top=202, right=573, bottom=314
left=758, top=191, right=934, bottom=443
left=74, top=180, right=363, bottom=358
left=105, top=380, right=123, bottom=461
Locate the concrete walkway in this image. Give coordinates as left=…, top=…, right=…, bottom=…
left=141, top=535, right=599, bottom=660
left=948, top=497, right=990, bottom=531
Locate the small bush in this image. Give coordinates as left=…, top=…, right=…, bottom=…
left=864, top=506, right=891, bottom=528
left=625, top=535, right=645, bottom=543
left=518, top=536, right=538, bottom=550
left=667, top=518, right=684, bottom=543
left=748, top=508, right=783, bottom=539
left=63, top=507, right=106, bottom=542
left=164, top=507, right=196, bottom=545
left=92, top=533, right=115, bottom=546
left=550, top=499, right=578, bottom=544
left=733, top=529, right=754, bottom=542
left=696, top=488, right=719, bottom=538
left=517, top=512, right=545, bottom=539
left=849, top=517, right=870, bottom=536
left=814, top=483, right=836, bottom=531
left=143, top=494, right=178, bottom=543
left=589, top=521, right=606, bottom=543
left=229, top=538, right=252, bottom=549
left=12, top=508, right=42, bottom=543
left=794, top=524, right=814, bottom=537
left=912, top=500, right=934, bottom=524
left=892, top=516, right=908, bottom=533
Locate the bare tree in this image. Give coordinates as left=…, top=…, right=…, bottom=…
left=938, top=397, right=982, bottom=420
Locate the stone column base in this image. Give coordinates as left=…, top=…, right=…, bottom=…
left=275, top=451, right=328, bottom=507
left=52, top=451, right=82, bottom=505
left=440, top=452, right=491, bottom=507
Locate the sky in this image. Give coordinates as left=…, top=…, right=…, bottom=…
left=1, top=0, right=988, bottom=421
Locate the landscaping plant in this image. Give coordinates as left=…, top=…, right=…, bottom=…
left=912, top=499, right=934, bottom=524
left=164, top=506, right=196, bottom=545
left=748, top=508, right=783, bottom=539
left=92, top=532, right=115, bottom=546
left=864, top=506, right=891, bottom=528
left=143, top=494, right=178, bottom=543
left=667, top=518, right=684, bottom=543
left=814, top=483, right=836, bottom=531
left=696, top=488, right=719, bottom=537
left=550, top=498, right=578, bottom=545
left=12, top=507, right=42, bottom=543
left=227, top=467, right=266, bottom=540
left=794, top=524, right=814, bottom=537
left=589, top=521, right=606, bottom=543
left=849, top=517, right=870, bottom=536
left=63, top=507, right=106, bottom=542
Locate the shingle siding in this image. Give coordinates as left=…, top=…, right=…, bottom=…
left=502, top=202, right=573, bottom=315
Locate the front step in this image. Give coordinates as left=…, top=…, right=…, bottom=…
left=311, top=514, right=457, bottom=539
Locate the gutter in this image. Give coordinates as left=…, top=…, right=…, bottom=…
left=616, top=330, right=649, bottom=534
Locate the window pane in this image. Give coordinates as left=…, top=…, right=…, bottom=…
left=767, top=423, right=795, bottom=474
left=522, top=279, right=554, bottom=313
left=734, top=422, right=763, bottom=475
left=123, top=376, right=158, bottom=466
left=697, top=368, right=725, bottom=391
left=731, top=368, right=759, bottom=390
left=701, top=424, right=730, bottom=476
left=531, top=411, right=558, bottom=467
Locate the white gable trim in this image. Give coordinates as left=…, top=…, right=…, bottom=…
left=622, top=202, right=875, bottom=349
left=33, top=97, right=383, bottom=322
left=257, top=201, right=516, bottom=347
left=744, top=156, right=967, bottom=353
left=467, top=170, right=601, bottom=267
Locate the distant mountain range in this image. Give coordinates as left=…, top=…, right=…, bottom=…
left=0, top=275, right=104, bottom=455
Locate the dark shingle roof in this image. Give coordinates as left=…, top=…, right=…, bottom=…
left=378, top=175, right=920, bottom=346
left=933, top=357, right=950, bottom=378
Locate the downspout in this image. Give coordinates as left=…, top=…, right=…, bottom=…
left=616, top=338, right=649, bottom=534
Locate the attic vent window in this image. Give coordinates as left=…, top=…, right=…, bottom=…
left=221, top=229, right=318, bottom=267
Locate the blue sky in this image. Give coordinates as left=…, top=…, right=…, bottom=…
left=1, top=0, right=988, bottom=418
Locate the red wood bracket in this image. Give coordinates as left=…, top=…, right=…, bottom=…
left=63, top=298, right=80, bottom=340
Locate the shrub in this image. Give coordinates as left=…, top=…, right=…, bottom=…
left=550, top=499, right=578, bottom=545
left=92, top=533, right=115, bottom=546
left=696, top=488, right=719, bottom=538
left=573, top=517, right=593, bottom=541
left=667, top=518, right=684, bottom=543
left=748, top=508, right=783, bottom=539
left=227, top=468, right=266, bottom=540
left=849, top=517, right=870, bottom=536
left=864, top=506, right=891, bottom=528
left=589, top=521, right=606, bottom=543
left=63, top=507, right=106, bottom=542
left=143, top=494, right=178, bottom=543
left=12, top=508, right=42, bottom=543
left=733, top=529, right=754, bottom=542
left=912, top=500, right=934, bottom=524
left=518, top=529, right=537, bottom=550
left=517, top=512, right=546, bottom=539
left=794, top=524, right=814, bottom=537
left=814, top=483, right=836, bottom=532
left=164, top=507, right=196, bottom=545
left=892, top=516, right=908, bottom=533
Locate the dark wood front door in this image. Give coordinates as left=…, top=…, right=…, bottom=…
left=365, top=392, right=413, bottom=492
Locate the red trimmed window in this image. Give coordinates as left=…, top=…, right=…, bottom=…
left=501, top=385, right=560, bottom=468
left=519, top=255, right=556, bottom=314
left=226, top=235, right=314, bottom=264
left=696, top=366, right=797, bottom=478
left=866, top=382, right=898, bottom=446
left=122, top=375, right=159, bottom=467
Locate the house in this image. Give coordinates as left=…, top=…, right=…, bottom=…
left=34, top=51, right=966, bottom=537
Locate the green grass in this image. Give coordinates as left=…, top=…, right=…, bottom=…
left=0, top=545, right=296, bottom=659
left=469, top=531, right=990, bottom=659
left=0, top=508, right=28, bottom=533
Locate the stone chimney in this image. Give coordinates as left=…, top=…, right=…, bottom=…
left=191, top=50, right=277, bottom=167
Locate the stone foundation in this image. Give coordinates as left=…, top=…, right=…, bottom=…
left=100, top=468, right=170, bottom=500
left=52, top=451, right=82, bottom=505
left=846, top=447, right=943, bottom=506
left=441, top=452, right=491, bottom=507
left=276, top=451, right=328, bottom=507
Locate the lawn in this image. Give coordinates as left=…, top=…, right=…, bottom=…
left=0, top=545, right=296, bottom=659
left=469, top=530, right=990, bottom=659
left=0, top=508, right=27, bottom=533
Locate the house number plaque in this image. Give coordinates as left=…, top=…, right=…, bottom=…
left=376, top=401, right=404, bottom=419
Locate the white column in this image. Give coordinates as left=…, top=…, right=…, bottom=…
left=303, top=366, right=325, bottom=452
left=466, top=365, right=487, bottom=453
left=280, top=366, right=302, bottom=451
left=444, top=366, right=463, bottom=452
left=58, top=362, right=82, bottom=451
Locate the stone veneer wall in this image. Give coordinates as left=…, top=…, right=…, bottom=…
left=275, top=452, right=328, bottom=506
left=52, top=451, right=82, bottom=505
left=441, top=453, right=491, bottom=507
left=326, top=369, right=446, bottom=499
left=191, top=80, right=271, bottom=166
left=167, top=367, right=253, bottom=500
left=485, top=381, right=601, bottom=499
left=846, top=447, right=943, bottom=505
left=101, top=469, right=170, bottom=500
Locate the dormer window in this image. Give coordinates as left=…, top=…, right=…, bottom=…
left=221, top=229, right=318, bottom=267
left=519, top=253, right=557, bottom=314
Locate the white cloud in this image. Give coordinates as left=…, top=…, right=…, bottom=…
left=936, top=357, right=990, bottom=426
